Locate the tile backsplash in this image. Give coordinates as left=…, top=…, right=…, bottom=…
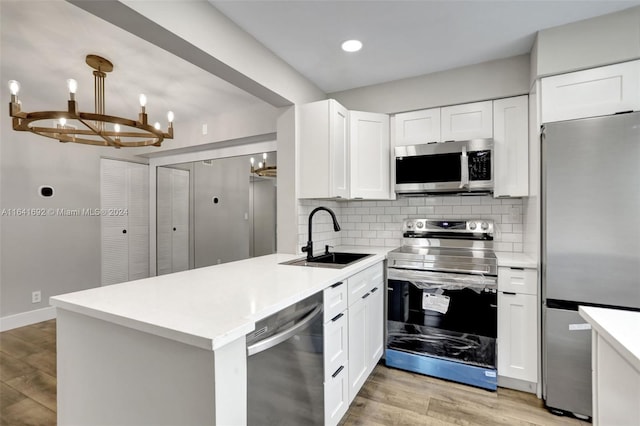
left=298, top=195, right=524, bottom=254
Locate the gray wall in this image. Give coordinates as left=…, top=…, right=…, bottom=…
left=533, top=6, right=640, bottom=80
left=329, top=54, right=531, bottom=114
left=0, top=118, right=145, bottom=318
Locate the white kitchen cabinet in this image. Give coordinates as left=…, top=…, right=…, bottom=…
left=441, top=100, right=493, bottom=141
left=157, top=167, right=190, bottom=276
left=349, top=111, right=390, bottom=200
left=541, top=60, right=640, bottom=123
left=101, top=159, right=149, bottom=286
left=323, top=281, right=349, bottom=426
left=299, top=100, right=391, bottom=200
left=497, top=266, right=538, bottom=388
left=493, top=95, right=529, bottom=198
left=299, top=99, right=349, bottom=199
left=394, top=108, right=441, bottom=146
left=347, top=262, right=384, bottom=403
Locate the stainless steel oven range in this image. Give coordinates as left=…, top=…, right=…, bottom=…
left=385, top=219, right=498, bottom=390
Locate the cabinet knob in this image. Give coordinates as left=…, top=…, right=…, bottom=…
left=122, top=229, right=127, bottom=234
left=173, top=227, right=177, bottom=231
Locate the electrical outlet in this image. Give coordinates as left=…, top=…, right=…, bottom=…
left=31, top=291, right=41, bottom=304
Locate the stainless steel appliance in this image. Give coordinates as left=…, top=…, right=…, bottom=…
left=385, top=219, right=499, bottom=390
left=395, top=139, right=493, bottom=195
left=247, top=292, right=324, bottom=425
left=542, top=111, right=640, bottom=419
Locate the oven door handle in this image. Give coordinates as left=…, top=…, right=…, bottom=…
left=387, top=267, right=496, bottom=288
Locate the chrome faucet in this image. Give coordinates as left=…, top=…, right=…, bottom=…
left=301, top=207, right=341, bottom=261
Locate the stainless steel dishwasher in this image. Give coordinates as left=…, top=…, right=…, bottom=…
left=247, top=292, right=324, bottom=425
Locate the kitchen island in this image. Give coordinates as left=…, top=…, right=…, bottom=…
left=578, top=306, right=640, bottom=426
left=50, top=248, right=388, bottom=426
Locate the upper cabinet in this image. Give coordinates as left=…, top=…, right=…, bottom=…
left=349, top=111, right=390, bottom=200
left=493, top=96, right=529, bottom=198
left=394, top=108, right=440, bottom=146
left=541, top=60, right=640, bottom=123
left=299, top=99, right=390, bottom=200
left=441, top=101, right=493, bottom=141
left=299, top=99, right=349, bottom=199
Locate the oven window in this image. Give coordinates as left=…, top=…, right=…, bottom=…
left=395, top=153, right=461, bottom=184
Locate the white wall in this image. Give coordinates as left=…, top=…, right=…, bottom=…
left=329, top=54, right=531, bottom=114
left=534, top=6, right=640, bottom=79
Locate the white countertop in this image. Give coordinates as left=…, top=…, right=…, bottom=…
left=579, top=306, right=640, bottom=372
left=50, top=247, right=391, bottom=352
left=495, top=252, right=537, bottom=268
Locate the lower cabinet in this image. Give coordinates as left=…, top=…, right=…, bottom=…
left=323, top=262, right=384, bottom=425
left=497, top=266, right=538, bottom=390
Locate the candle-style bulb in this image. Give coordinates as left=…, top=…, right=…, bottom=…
left=114, top=124, right=121, bottom=133
left=59, top=118, right=67, bottom=127
left=8, top=80, right=20, bottom=95
left=167, top=111, right=174, bottom=123
left=263, top=153, right=267, bottom=161
left=154, top=122, right=161, bottom=130
left=259, top=162, right=263, bottom=168
left=67, top=79, right=77, bottom=94
left=139, top=94, right=147, bottom=107
left=250, top=157, right=255, bottom=166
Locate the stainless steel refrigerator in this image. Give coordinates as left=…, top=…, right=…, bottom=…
left=542, top=111, right=640, bottom=419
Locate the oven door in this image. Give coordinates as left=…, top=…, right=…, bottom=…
left=386, top=267, right=497, bottom=369
left=395, top=140, right=493, bottom=194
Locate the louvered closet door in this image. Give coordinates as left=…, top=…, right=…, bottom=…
left=156, top=167, right=173, bottom=276
left=101, top=159, right=129, bottom=285
left=170, top=169, right=190, bottom=273
left=127, top=162, right=149, bottom=281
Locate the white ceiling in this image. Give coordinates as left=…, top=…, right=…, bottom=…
left=211, top=0, right=640, bottom=93
left=2, top=0, right=639, bottom=129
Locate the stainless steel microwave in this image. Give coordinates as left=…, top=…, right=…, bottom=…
left=395, top=139, right=493, bottom=195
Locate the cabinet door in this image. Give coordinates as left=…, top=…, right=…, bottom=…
left=348, top=295, right=368, bottom=403
left=349, top=111, right=390, bottom=200
left=330, top=100, right=350, bottom=199
left=324, top=312, right=348, bottom=381
left=394, top=108, right=441, bottom=146
left=498, top=292, right=537, bottom=382
left=541, top=60, right=640, bottom=123
left=441, top=101, right=493, bottom=141
left=493, top=96, right=529, bottom=197
left=299, top=100, right=332, bottom=199
left=324, top=362, right=349, bottom=426
left=367, top=285, right=384, bottom=371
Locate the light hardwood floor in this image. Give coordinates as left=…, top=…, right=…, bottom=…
left=1, top=320, right=589, bottom=426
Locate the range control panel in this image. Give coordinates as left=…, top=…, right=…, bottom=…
left=403, top=219, right=494, bottom=237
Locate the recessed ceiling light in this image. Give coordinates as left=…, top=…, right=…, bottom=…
left=341, top=39, right=363, bottom=53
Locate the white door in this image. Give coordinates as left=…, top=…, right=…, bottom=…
left=100, top=159, right=149, bottom=285
left=394, top=108, right=441, bottom=146
left=156, top=167, right=173, bottom=276
left=157, top=167, right=189, bottom=275
left=493, top=95, right=529, bottom=197
left=441, top=101, right=493, bottom=141
left=349, top=111, right=390, bottom=199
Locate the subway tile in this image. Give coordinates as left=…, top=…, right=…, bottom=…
left=442, top=197, right=461, bottom=205
left=385, top=238, right=402, bottom=247
left=491, top=204, right=511, bottom=214
left=347, top=215, right=363, bottom=222
left=369, top=238, right=385, bottom=246
left=355, top=238, right=371, bottom=245
left=417, top=206, right=436, bottom=215
left=370, top=222, right=385, bottom=230
left=494, top=242, right=514, bottom=252
left=355, top=223, right=371, bottom=231
left=342, top=237, right=355, bottom=245
left=362, top=230, right=378, bottom=239
left=347, top=230, right=362, bottom=238
left=471, top=205, right=492, bottom=214
left=377, top=230, right=395, bottom=239
left=384, top=206, right=402, bottom=215
left=355, top=207, right=370, bottom=214
left=377, top=215, right=393, bottom=223
left=369, top=207, right=385, bottom=214
left=424, top=197, right=444, bottom=205
left=435, top=205, right=453, bottom=214
left=452, top=205, right=472, bottom=214
left=513, top=243, right=523, bottom=252
left=408, top=198, right=426, bottom=206
left=362, top=215, right=377, bottom=222
left=385, top=222, right=402, bottom=231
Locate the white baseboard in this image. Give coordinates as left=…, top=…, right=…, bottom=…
left=0, top=306, right=57, bottom=331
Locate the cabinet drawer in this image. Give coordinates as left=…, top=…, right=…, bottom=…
left=498, top=267, right=537, bottom=295
left=324, top=363, right=349, bottom=426
left=324, top=311, right=348, bottom=378
left=324, top=281, right=348, bottom=323
left=348, top=263, right=384, bottom=306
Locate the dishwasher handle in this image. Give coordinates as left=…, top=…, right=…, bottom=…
left=247, top=305, right=323, bottom=357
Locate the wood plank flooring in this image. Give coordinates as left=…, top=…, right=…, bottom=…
left=1, top=320, right=590, bottom=426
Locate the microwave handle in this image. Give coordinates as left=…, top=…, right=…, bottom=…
left=459, top=146, right=469, bottom=188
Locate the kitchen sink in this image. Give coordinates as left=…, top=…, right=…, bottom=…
left=280, top=252, right=373, bottom=269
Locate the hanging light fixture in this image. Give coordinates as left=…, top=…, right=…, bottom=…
left=7, top=54, right=173, bottom=148
left=250, top=153, right=277, bottom=177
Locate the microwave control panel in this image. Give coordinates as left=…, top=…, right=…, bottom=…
left=469, top=150, right=491, bottom=181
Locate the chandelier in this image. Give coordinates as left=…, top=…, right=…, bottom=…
left=250, top=153, right=277, bottom=177
left=7, top=54, right=173, bottom=148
